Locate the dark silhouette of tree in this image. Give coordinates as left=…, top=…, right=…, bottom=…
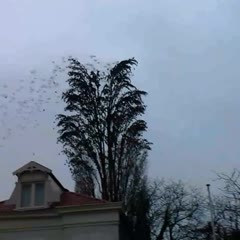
left=211, top=169, right=240, bottom=240
left=149, top=180, right=205, bottom=240
left=127, top=177, right=152, bottom=240
left=56, top=57, right=151, bottom=203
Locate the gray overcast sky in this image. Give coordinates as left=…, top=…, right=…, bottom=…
left=0, top=0, right=240, bottom=199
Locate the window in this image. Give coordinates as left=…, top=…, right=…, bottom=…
left=34, top=182, right=45, bottom=206
left=21, top=184, right=32, bottom=207
left=20, top=182, right=45, bottom=208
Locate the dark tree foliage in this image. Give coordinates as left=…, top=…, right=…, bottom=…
left=56, top=57, right=151, bottom=203
left=132, top=179, right=152, bottom=240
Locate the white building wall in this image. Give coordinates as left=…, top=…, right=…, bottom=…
left=0, top=209, right=120, bottom=240
left=63, top=224, right=119, bottom=240
left=0, top=229, right=63, bottom=240
left=0, top=225, right=119, bottom=240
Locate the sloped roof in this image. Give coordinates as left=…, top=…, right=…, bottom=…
left=0, top=201, right=15, bottom=213
left=0, top=191, right=107, bottom=215
left=57, top=192, right=107, bottom=206
left=13, top=161, right=52, bottom=176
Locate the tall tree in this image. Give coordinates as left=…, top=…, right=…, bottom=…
left=56, top=57, right=151, bottom=203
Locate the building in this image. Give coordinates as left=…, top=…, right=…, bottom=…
left=0, top=161, right=129, bottom=240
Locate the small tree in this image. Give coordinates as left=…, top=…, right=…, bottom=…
left=215, top=169, right=240, bottom=239
left=149, top=180, right=205, bottom=240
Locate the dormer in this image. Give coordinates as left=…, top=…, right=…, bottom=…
left=5, top=161, right=67, bottom=210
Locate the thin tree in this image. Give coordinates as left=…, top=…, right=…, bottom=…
left=56, top=57, right=151, bottom=203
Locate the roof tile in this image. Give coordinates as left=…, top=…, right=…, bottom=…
left=0, top=192, right=107, bottom=215
left=57, top=192, right=107, bottom=206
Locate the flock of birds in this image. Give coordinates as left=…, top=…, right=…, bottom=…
left=0, top=55, right=114, bottom=150
left=0, top=57, right=67, bottom=147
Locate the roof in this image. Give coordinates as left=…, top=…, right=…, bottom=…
left=0, top=191, right=107, bottom=215
left=13, top=161, right=52, bottom=176
left=57, top=192, right=107, bottom=206
left=0, top=201, right=15, bottom=213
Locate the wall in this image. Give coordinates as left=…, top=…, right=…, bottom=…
left=64, top=224, right=119, bottom=240
left=0, top=229, right=62, bottom=240
left=0, top=225, right=119, bottom=240
left=0, top=209, right=120, bottom=240
left=19, top=171, right=47, bottom=182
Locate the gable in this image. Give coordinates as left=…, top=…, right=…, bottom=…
left=13, top=161, right=51, bottom=176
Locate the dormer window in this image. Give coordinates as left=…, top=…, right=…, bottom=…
left=20, top=182, right=45, bottom=208
left=6, top=161, right=66, bottom=211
